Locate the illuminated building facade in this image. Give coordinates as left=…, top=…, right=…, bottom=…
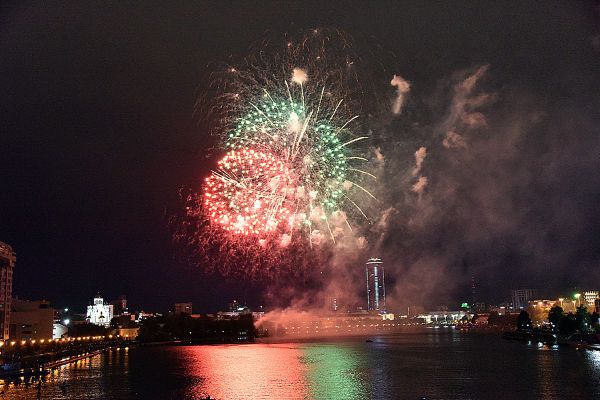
left=0, top=242, right=16, bottom=340
left=511, top=289, right=537, bottom=310
left=583, top=291, right=599, bottom=309
left=86, top=294, right=114, bottom=327
left=366, top=258, right=385, bottom=312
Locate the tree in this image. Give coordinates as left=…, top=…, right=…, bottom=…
left=591, top=312, right=600, bottom=333
left=559, top=313, right=577, bottom=335
left=488, top=311, right=499, bottom=326
left=517, top=310, right=532, bottom=331
left=575, top=305, right=591, bottom=332
left=110, top=315, right=139, bottom=329
left=548, top=305, right=564, bottom=330
left=68, top=322, right=107, bottom=337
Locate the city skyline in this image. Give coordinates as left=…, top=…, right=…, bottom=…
left=1, top=241, right=597, bottom=317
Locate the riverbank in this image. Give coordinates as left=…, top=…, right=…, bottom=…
left=0, top=338, right=133, bottom=379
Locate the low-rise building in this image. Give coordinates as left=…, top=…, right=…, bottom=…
left=116, top=327, right=139, bottom=339
left=9, top=299, right=54, bottom=341
left=53, top=323, right=68, bottom=339
left=417, top=311, right=469, bottom=324
left=174, top=302, right=192, bottom=315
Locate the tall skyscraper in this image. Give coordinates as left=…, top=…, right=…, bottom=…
left=366, top=257, right=386, bottom=312
left=0, top=242, right=16, bottom=340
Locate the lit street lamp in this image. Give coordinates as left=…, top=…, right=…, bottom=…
left=574, top=293, right=581, bottom=308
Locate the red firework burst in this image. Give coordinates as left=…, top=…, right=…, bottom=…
left=203, top=148, right=294, bottom=236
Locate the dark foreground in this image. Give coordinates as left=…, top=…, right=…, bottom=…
left=1, top=330, right=599, bottom=399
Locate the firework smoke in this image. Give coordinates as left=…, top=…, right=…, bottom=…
left=174, top=25, right=599, bottom=319
left=390, top=74, right=411, bottom=115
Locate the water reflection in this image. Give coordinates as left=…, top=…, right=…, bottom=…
left=301, top=344, right=369, bottom=399
left=586, top=350, right=600, bottom=370
left=0, top=349, right=131, bottom=399
left=183, top=344, right=309, bottom=399
left=535, top=348, right=559, bottom=400
left=0, top=335, right=599, bottom=399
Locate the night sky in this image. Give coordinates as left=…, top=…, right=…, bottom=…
left=1, top=2, right=599, bottom=312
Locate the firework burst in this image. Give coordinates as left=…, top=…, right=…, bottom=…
left=202, top=31, right=378, bottom=244
left=220, top=90, right=371, bottom=241
left=174, top=29, right=386, bottom=280
left=204, top=148, right=294, bottom=236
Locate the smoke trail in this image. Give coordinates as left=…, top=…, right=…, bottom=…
left=441, top=64, right=493, bottom=150
left=411, top=176, right=428, bottom=197
left=390, top=74, right=411, bottom=115
left=411, top=146, right=427, bottom=176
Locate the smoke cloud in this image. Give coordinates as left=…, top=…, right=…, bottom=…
left=260, top=51, right=599, bottom=328
left=443, top=130, right=467, bottom=149
left=372, top=61, right=600, bottom=312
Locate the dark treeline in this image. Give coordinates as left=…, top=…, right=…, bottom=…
left=517, top=306, right=600, bottom=335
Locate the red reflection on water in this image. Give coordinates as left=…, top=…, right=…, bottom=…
left=181, top=344, right=309, bottom=400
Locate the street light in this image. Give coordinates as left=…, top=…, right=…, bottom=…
left=574, top=293, right=581, bottom=308
left=559, top=298, right=564, bottom=308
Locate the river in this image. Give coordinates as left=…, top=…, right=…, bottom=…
left=1, top=329, right=599, bottom=399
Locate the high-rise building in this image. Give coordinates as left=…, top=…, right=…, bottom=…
left=511, top=289, right=538, bottom=310
left=366, top=258, right=386, bottom=312
left=0, top=242, right=16, bottom=340
left=174, top=302, right=192, bottom=315
left=86, top=294, right=114, bottom=327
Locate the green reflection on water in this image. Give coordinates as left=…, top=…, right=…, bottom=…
left=302, top=344, right=369, bottom=400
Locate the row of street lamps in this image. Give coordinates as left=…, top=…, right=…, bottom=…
left=557, top=293, right=582, bottom=309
